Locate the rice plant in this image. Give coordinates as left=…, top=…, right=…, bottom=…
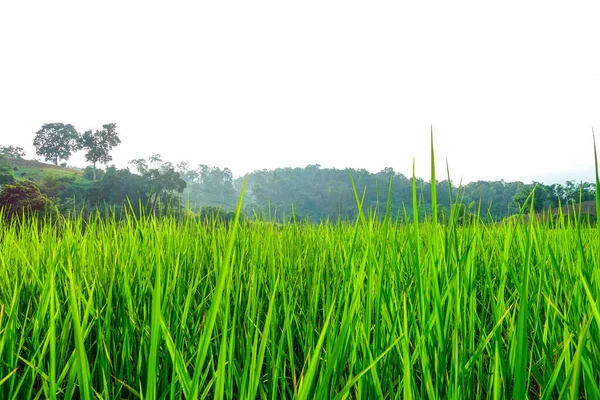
left=0, top=139, right=599, bottom=399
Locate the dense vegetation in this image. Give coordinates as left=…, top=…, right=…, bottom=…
left=3, top=125, right=598, bottom=223
left=240, top=166, right=596, bottom=222
left=1, top=137, right=599, bottom=398
left=1, top=173, right=600, bottom=398
left=0, top=152, right=596, bottom=224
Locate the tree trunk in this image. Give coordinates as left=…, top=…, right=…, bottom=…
left=93, top=162, right=97, bottom=181
left=54, top=156, right=58, bottom=166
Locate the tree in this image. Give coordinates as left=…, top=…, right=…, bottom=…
left=511, top=182, right=559, bottom=214
left=564, top=180, right=595, bottom=204
left=89, top=167, right=148, bottom=207
left=181, top=164, right=237, bottom=208
left=33, top=123, right=79, bottom=165
left=0, top=145, right=26, bottom=158
left=144, top=166, right=187, bottom=212
left=128, top=158, right=149, bottom=174
left=83, top=166, right=105, bottom=181
left=90, top=158, right=186, bottom=215
left=78, top=123, right=121, bottom=180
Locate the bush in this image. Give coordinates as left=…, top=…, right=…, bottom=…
left=83, top=166, right=105, bottom=181
left=199, top=205, right=237, bottom=225
left=0, top=181, right=57, bottom=221
left=0, top=164, right=15, bottom=185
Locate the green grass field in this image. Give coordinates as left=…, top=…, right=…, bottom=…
left=1, top=190, right=599, bottom=399
left=1, top=140, right=599, bottom=399
left=0, top=156, right=82, bottom=182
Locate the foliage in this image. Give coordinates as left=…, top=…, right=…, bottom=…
left=78, top=123, right=121, bottom=180
left=2, top=149, right=596, bottom=224
left=0, top=145, right=26, bottom=158
left=198, top=205, right=237, bottom=225
left=1, top=193, right=600, bottom=398
left=126, top=156, right=187, bottom=212
left=87, top=167, right=148, bottom=207
left=82, top=166, right=105, bottom=181
left=144, top=167, right=187, bottom=211
left=511, top=181, right=596, bottom=213
left=0, top=180, right=56, bottom=221
left=1, top=137, right=600, bottom=397
left=564, top=180, right=596, bottom=203
left=37, top=174, right=79, bottom=199
left=0, top=157, right=83, bottom=182
left=180, top=164, right=237, bottom=209
left=237, top=166, right=528, bottom=222
left=83, top=163, right=186, bottom=216
left=0, top=163, right=16, bottom=185
left=33, top=123, right=80, bottom=165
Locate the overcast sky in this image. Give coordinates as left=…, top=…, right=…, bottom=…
left=1, top=1, right=599, bottom=184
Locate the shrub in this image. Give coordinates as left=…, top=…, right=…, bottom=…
left=0, top=163, right=15, bottom=185
left=0, top=180, right=57, bottom=221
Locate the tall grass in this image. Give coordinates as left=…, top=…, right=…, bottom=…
left=1, top=141, right=599, bottom=399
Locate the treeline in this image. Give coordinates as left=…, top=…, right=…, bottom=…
left=1, top=144, right=597, bottom=224
left=0, top=149, right=242, bottom=221
left=239, top=166, right=596, bottom=222
left=0, top=160, right=185, bottom=221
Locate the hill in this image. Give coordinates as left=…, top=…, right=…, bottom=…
left=0, top=155, right=83, bottom=182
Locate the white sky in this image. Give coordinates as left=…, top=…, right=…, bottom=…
left=1, top=1, right=599, bottom=184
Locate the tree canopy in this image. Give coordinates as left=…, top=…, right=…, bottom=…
left=7, top=128, right=600, bottom=224
left=0, top=145, right=26, bottom=159
left=78, top=123, right=121, bottom=180
left=33, top=123, right=80, bottom=165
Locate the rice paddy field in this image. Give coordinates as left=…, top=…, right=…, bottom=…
left=1, top=152, right=600, bottom=399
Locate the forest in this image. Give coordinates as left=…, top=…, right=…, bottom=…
left=1, top=146, right=596, bottom=224
left=2, top=126, right=600, bottom=399
left=0, top=124, right=597, bottom=223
